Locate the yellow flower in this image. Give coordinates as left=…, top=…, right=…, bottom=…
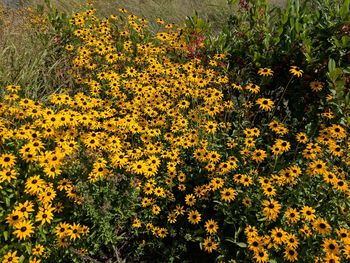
left=253, top=249, right=269, bottom=263
left=187, top=210, right=201, bottom=224
left=220, top=187, right=236, bottom=203
left=65, top=44, right=74, bottom=51
left=262, top=199, right=281, bottom=221
left=258, top=67, right=274, bottom=76
left=35, top=206, right=55, bottom=225
left=289, top=66, right=303, bottom=77
left=0, top=153, right=16, bottom=168
left=204, top=219, right=219, bottom=235
left=312, top=218, right=332, bottom=235
left=185, top=194, right=196, bottom=206
left=202, top=236, right=218, bottom=253
left=205, top=121, right=217, bottom=134
left=284, top=247, right=298, bottom=262
left=2, top=251, right=20, bottom=263
left=245, top=83, right=261, bottom=94
left=256, top=98, right=274, bottom=111
left=310, top=81, right=324, bottom=92
left=32, top=244, right=44, bottom=256
left=322, top=238, right=339, bottom=255
left=300, top=206, right=316, bottom=221
left=251, top=149, right=267, bottom=163
left=13, top=220, right=34, bottom=240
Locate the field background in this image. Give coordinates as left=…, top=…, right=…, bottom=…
left=0, top=0, right=288, bottom=98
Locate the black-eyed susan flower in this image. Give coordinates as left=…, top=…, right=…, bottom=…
left=204, top=219, right=219, bottom=235
left=185, top=194, right=196, bottom=206
left=14, top=201, right=34, bottom=219
left=32, top=244, right=44, bottom=256
left=285, top=233, right=299, bottom=249
left=35, top=206, right=54, bottom=225
left=2, top=251, right=20, bottom=263
left=251, top=149, right=267, bottom=163
left=0, top=168, right=17, bottom=183
left=300, top=206, right=316, bottom=221
left=202, top=236, right=218, bottom=253
left=157, top=228, right=168, bottom=238
left=220, top=187, right=236, bottom=203
left=68, top=223, right=82, bottom=240
left=323, top=253, right=340, bottom=263
left=285, top=207, right=300, bottom=225
left=262, top=199, right=281, bottom=221
left=245, top=83, right=261, bottom=94
left=13, top=220, right=34, bottom=240
left=329, top=124, right=347, bottom=139
left=310, top=81, right=324, bottom=92
left=0, top=153, right=16, bottom=168
left=256, top=98, right=274, bottom=111
left=187, top=210, right=201, bottom=224
left=322, top=238, right=339, bottom=255
left=5, top=85, right=21, bottom=93
left=270, top=227, right=287, bottom=246
left=5, top=210, right=23, bottom=227
left=253, top=248, right=269, bottom=263
left=65, top=44, right=74, bottom=51
left=262, top=184, right=277, bottom=197
left=258, top=67, right=274, bottom=76
left=283, top=247, right=298, bottom=262
left=296, top=132, right=308, bottom=143
left=312, top=218, right=332, bottom=235
left=167, top=212, right=177, bottom=224
left=344, top=245, right=350, bottom=260
left=289, top=66, right=303, bottom=77
left=205, top=121, right=217, bottom=134
left=299, top=224, right=312, bottom=237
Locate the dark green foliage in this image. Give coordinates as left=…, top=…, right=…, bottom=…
left=214, top=0, right=350, bottom=126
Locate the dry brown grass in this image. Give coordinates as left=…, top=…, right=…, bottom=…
left=0, top=3, right=73, bottom=99
left=28, top=0, right=234, bottom=29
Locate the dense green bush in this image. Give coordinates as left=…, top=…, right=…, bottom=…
left=211, top=0, right=350, bottom=126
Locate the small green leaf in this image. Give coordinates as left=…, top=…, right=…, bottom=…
left=295, top=22, right=302, bottom=33
left=328, top=58, right=336, bottom=73
left=235, top=242, right=247, bottom=248
left=3, top=231, right=8, bottom=241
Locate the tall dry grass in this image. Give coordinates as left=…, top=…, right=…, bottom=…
left=0, top=3, right=73, bottom=99
left=28, top=0, right=233, bottom=27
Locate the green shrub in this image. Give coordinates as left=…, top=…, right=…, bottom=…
left=212, top=0, right=350, bottom=126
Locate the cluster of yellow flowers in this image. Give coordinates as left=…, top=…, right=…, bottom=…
left=1, top=5, right=349, bottom=263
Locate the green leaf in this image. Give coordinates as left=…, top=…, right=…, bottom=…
left=5, top=197, right=11, bottom=208
left=328, top=58, right=336, bottom=73
left=3, top=231, right=8, bottom=241
left=341, top=36, right=350, bottom=47
left=289, top=16, right=295, bottom=27
left=235, top=242, right=247, bottom=248
left=281, top=13, right=288, bottom=24
left=340, top=0, right=350, bottom=19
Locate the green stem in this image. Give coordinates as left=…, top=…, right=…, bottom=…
left=268, top=76, right=294, bottom=123
left=292, top=142, right=300, bottom=161
left=272, top=155, right=279, bottom=172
